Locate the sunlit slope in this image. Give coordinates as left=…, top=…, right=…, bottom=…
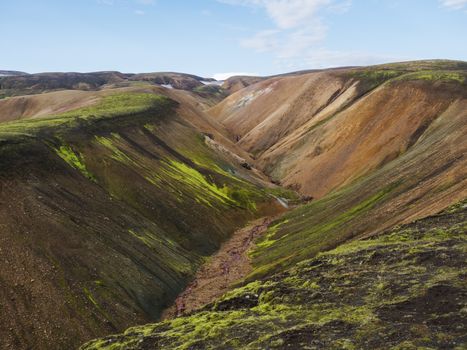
left=0, top=93, right=282, bottom=350
left=210, top=60, right=467, bottom=198
left=0, top=84, right=256, bottom=163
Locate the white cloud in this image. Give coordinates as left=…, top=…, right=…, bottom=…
left=439, top=0, right=467, bottom=9
left=241, top=29, right=280, bottom=52
left=212, top=72, right=259, bottom=80
left=219, top=0, right=333, bottom=28
left=134, top=9, right=145, bottom=15
left=97, top=0, right=155, bottom=6
left=278, top=49, right=401, bottom=69
left=258, top=0, right=331, bottom=29
left=218, top=0, right=355, bottom=69
left=327, top=0, right=351, bottom=13
left=277, top=21, right=327, bottom=58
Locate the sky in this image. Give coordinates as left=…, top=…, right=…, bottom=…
left=1, top=0, right=467, bottom=78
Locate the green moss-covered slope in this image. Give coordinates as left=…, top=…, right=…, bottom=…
left=0, top=93, right=282, bottom=350
left=82, top=200, right=467, bottom=350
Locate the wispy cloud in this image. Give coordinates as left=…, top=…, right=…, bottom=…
left=134, top=9, right=145, bottom=15
left=276, top=49, right=400, bottom=70
left=136, top=0, right=156, bottom=5
left=217, top=0, right=359, bottom=68
left=97, top=0, right=155, bottom=6
left=219, top=0, right=333, bottom=28
left=439, top=0, right=467, bottom=10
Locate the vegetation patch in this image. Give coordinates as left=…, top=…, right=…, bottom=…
left=54, top=143, right=95, bottom=180
left=350, top=69, right=403, bottom=84
left=248, top=182, right=399, bottom=278
left=394, top=70, right=466, bottom=84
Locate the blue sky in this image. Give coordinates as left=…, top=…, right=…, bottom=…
left=1, top=0, right=466, bottom=78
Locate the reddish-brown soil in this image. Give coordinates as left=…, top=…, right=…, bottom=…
left=161, top=217, right=276, bottom=319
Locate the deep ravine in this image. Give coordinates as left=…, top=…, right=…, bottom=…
left=161, top=215, right=279, bottom=320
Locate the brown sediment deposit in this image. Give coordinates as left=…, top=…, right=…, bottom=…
left=161, top=216, right=276, bottom=319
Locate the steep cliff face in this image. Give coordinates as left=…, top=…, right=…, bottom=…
left=0, top=92, right=283, bottom=350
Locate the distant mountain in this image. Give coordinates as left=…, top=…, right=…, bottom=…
left=129, top=72, right=215, bottom=90
left=0, top=70, right=29, bottom=77
left=0, top=71, right=226, bottom=104
left=222, top=75, right=264, bottom=93
left=0, top=71, right=128, bottom=94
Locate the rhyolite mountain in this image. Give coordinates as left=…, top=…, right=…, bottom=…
left=0, top=60, right=465, bottom=350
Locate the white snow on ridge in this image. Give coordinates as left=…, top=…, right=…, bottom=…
left=161, top=84, right=174, bottom=89
left=201, top=80, right=224, bottom=86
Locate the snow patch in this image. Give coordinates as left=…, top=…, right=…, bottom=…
left=201, top=80, right=224, bottom=86
left=161, top=84, right=174, bottom=89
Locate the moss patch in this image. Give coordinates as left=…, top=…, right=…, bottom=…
left=54, top=143, right=95, bottom=181
left=249, top=182, right=399, bottom=278
left=394, top=70, right=466, bottom=84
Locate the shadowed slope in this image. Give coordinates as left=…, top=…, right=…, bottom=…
left=0, top=93, right=284, bottom=350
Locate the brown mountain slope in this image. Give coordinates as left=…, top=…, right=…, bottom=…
left=0, top=91, right=287, bottom=349
left=247, top=96, right=467, bottom=277
left=221, top=76, right=265, bottom=94
left=209, top=60, right=467, bottom=198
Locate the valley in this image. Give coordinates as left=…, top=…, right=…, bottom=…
left=0, top=60, right=465, bottom=349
